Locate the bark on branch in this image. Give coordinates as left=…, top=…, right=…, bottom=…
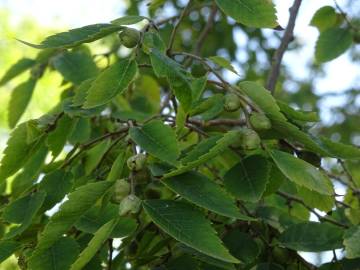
left=266, top=0, right=303, bottom=94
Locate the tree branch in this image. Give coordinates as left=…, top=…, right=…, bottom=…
left=266, top=0, right=303, bottom=94
left=167, top=0, right=193, bottom=55
left=277, top=191, right=349, bottom=228
left=193, top=2, right=217, bottom=56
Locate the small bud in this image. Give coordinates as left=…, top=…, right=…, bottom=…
left=112, top=179, right=130, bottom=203
left=119, top=27, right=141, bottom=48
left=241, top=128, right=261, bottom=150
left=119, top=195, right=141, bottom=216
left=224, top=93, right=241, bottom=112
left=127, top=153, right=146, bottom=172
left=249, top=112, right=271, bottom=131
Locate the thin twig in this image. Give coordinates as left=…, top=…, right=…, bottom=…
left=266, top=0, right=303, bottom=94
left=108, top=239, right=113, bottom=270
left=333, top=0, right=359, bottom=32
left=167, top=0, right=193, bottom=55
left=61, top=126, right=129, bottom=168
left=277, top=191, right=349, bottom=228
left=188, top=118, right=246, bottom=127
left=193, top=2, right=217, bottom=56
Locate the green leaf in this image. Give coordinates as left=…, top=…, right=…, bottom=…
left=344, top=226, right=360, bottom=259
left=239, top=81, right=286, bottom=121
left=224, top=155, right=270, bottom=202
left=8, top=78, right=37, bottom=128
left=239, top=82, right=328, bottom=155
left=191, top=75, right=208, bottom=103
left=111, top=15, right=147, bottom=25
left=75, top=204, right=137, bottom=238
left=316, top=136, right=360, bottom=160
left=297, top=186, right=334, bottom=212
left=279, top=222, right=344, bottom=252
left=106, top=150, right=127, bottom=181
left=263, top=165, right=286, bottom=196
left=165, top=131, right=240, bottom=178
left=0, top=122, right=40, bottom=181
left=315, top=28, right=353, bottom=63
left=52, top=50, right=99, bottom=85
left=209, top=56, right=238, bottom=75
left=223, top=230, right=260, bottom=264
left=84, top=139, right=111, bottom=175
left=31, top=181, right=114, bottom=255
left=72, top=78, right=95, bottom=107
left=84, top=58, right=138, bottom=108
left=0, top=240, right=21, bottom=263
left=143, top=200, right=239, bottom=263
left=142, top=31, right=166, bottom=54
left=2, top=191, right=46, bottom=239
left=68, top=118, right=91, bottom=144
left=71, top=218, right=119, bottom=270
left=270, top=150, right=334, bottom=195
left=189, top=94, right=224, bottom=121
left=129, top=120, right=180, bottom=165
left=28, top=237, right=80, bottom=270
left=46, top=114, right=76, bottom=158
left=18, top=24, right=121, bottom=49
left=163, top=171, right=254, bottom=220
left=277, top=100, right=319, bottom=122
left=11, top=141, right=47, bottom=197
left=215, top=0, right=278, bottom=28
left=0, top=58, right=35, bottom=86
left=39, top=170, right=73, bottom=211
left=310, top=6, right=338, bottom=32
left=150, top=49, right=192, bottom=111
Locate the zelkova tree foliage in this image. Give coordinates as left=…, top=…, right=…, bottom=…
left=1, top=0, right=360, bottom=269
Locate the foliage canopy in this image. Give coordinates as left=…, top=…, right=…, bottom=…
left=1, top=0, right=360, bottom=269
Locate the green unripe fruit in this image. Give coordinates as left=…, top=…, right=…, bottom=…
left=272, top=246, right=289, bottom=264
left=112, top=179, right=130, bottom=203
left=119, top=195, right=141, bottom=216
left=119, top=27, right=141, bottom=48
left=224, top=93, right=242, bottom=112
left=241, top=128, right=261, bottom=150
left=191, top=63, right=207, bottom=77
left=249, top=112, right=271, bottom=131
left=127, top=153, right=146, bottom=172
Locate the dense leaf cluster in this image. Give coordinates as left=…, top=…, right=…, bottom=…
left=0, top=0, right=360, bottom=269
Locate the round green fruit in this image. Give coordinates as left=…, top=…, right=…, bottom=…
left=127, top=153, right=146, bottom=172
left=119, top=27, right=141, bottom=48
left=249, top=112, right=271, bottom=130
left=112, top=179, right=130, bottom=203
left=191, top=63, right=207, bottom=77
left=272, top=246, right=289, bottom=264
left=119, top=195, right=141, bottom=216
left=241, top=128, right=261, bottom=150
left=224, top=93, right=242, bottom=112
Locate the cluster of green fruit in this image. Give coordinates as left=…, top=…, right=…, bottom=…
left=224, top=93, right=271, bottom=151
left=111, top=153, right=146, bottom=216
